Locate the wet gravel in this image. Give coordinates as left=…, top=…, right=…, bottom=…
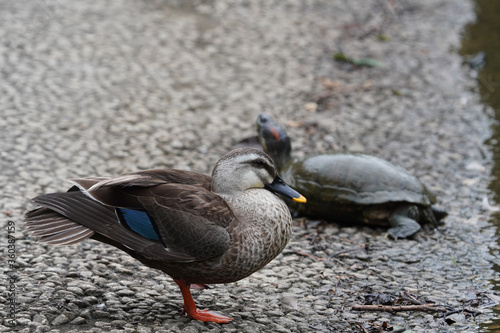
left=1, top=0, right=499, bottom=332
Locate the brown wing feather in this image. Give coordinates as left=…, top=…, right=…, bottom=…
left=72, top=169, right=213, bottom=209
left=137, top=185, right=233, bottom=260
left=25, top=207, right=95, bottom=244
left=26, top=169, right=233, bottom=262
left=81, top=169, right=212, bottom=191
left=25, top=191, right=196, bottom=262
left=85, top=179, right=234, bottom=260
left=69, top=177, right=109, bottom=191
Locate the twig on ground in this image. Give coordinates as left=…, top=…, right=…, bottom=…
left=352, top=304, right=448, bottom=313
left=400, top=292, right=424, bottom=305
left=356, top=322, right=370, bottom=333
left=442, top=308, right=482, bottom=317
left=352, top=304, right=482, bottom=317
left=329, top=246, right=365, bottom=258
left=294, top=250, right=325, bottom=261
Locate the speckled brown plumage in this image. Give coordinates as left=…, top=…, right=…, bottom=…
left=24, top=147, right=305, bottom=323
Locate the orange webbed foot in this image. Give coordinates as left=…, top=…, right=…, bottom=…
left=183, top=308, right=233, bottom=323
left=174, top=278, right=233, bottom=324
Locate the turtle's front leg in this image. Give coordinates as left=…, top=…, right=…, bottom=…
left=387, top=205, right=421, bottom=239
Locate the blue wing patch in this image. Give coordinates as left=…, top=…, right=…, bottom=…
left=116, top=208, right=160, bottom=241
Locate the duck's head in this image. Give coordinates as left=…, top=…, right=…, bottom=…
left=212, top=148, right=306, bottom=203
left=256, top=114, right=292, bottom=172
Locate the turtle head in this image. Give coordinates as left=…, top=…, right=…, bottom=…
left=256, top=114, right=292, bottom=172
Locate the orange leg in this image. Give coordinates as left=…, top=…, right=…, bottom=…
left=173, top=278, right=233, bottom=324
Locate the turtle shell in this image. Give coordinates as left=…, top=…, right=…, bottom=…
left=283, top=154, right=436, bottom=209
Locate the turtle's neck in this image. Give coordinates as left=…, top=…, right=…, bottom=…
left=265, top=138, right=293, bottom=174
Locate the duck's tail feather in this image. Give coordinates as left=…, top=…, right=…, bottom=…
left=24, top=207, right=94, bottom=245
left=24, top=190, right=117, bottom=246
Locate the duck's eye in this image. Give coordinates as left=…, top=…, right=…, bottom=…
left=252, top=159, right=266, bottom=168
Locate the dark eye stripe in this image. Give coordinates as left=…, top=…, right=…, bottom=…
left=249, top=159, right=275, bottom=176
left=242, top=157, right=275, bottom=175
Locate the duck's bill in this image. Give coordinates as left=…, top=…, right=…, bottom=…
left=265, top=175, right=307, bottom=203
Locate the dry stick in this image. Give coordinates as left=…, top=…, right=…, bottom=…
left=352, top=304, right=482, bottom=317
left=401, top=292, right=424, bottom=305
left=351, top=304, right=448, bottom=313
left=329, top=246, right=365, bottom=258
left=294, top=250, right=325, bottom=261
left=356, top=322, right=370, bottom=333
left=444, top=308, right=482, bottom=317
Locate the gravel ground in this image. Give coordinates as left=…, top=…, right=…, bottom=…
left=1, top=0, right=499, bottom=332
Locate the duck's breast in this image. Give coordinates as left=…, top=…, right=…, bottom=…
left=223, top=189, right=293, bottom=278
left=157, top=190, right=293, bottom=285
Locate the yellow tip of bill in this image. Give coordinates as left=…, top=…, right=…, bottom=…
left=292, top=194, right=307, bottom=203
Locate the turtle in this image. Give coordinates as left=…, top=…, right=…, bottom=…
left=255, top=114, right=447, bottom=238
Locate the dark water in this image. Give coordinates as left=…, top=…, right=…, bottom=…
left=459, top=0, right=500, bottom=331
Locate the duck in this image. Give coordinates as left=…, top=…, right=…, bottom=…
left=24, top=147, right=306, bottom=323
